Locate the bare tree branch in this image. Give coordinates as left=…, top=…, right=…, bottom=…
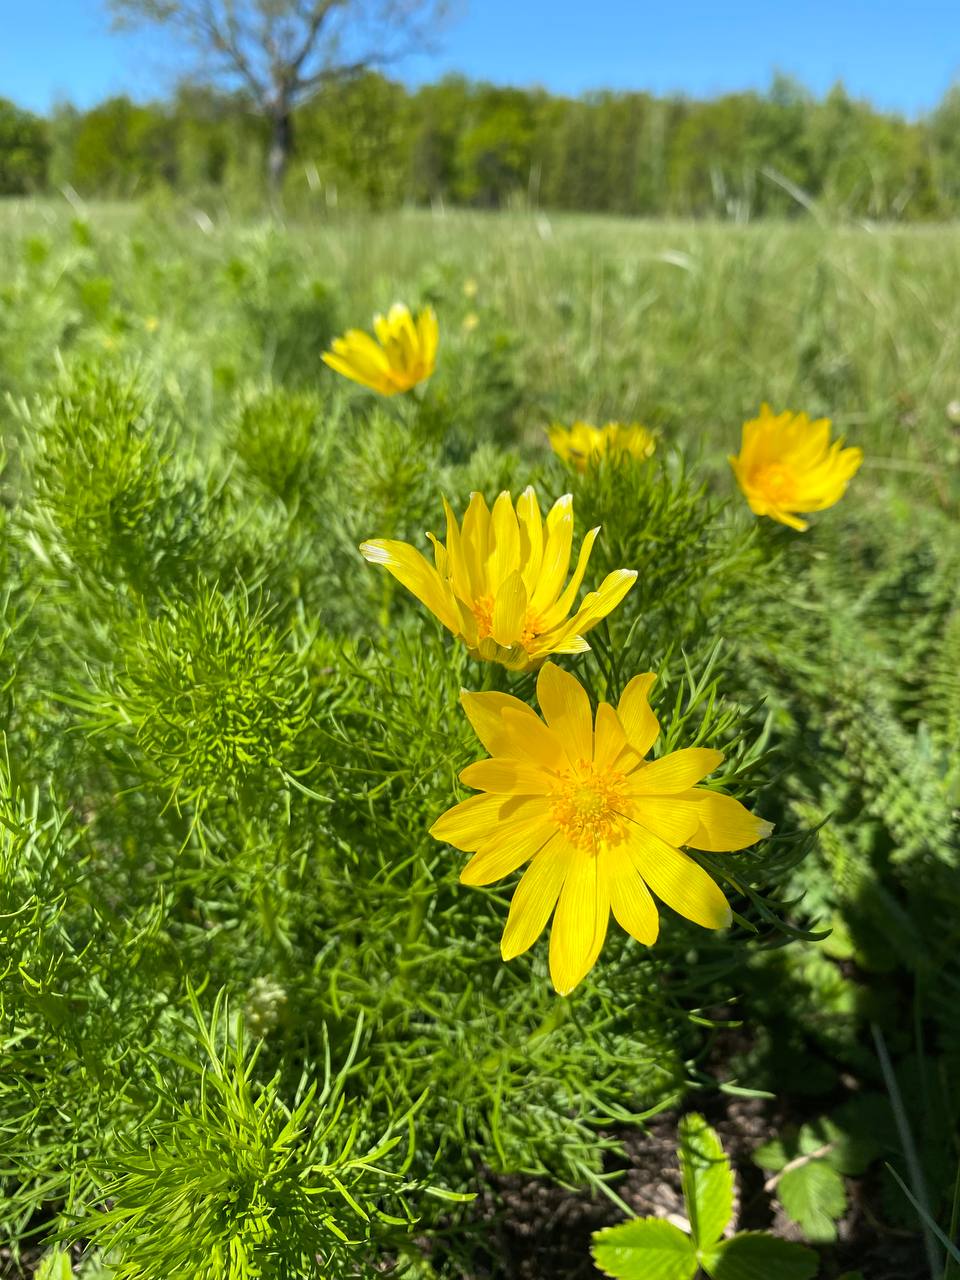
left=107, top=0, right=449, bottom=182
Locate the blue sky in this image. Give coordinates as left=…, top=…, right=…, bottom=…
left=2, top=0, right=959, bottom=116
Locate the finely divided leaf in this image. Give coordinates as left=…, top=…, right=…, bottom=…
left=700, top=1232, right=819, bottom=1280
left=678, top=1112, right=734, bottom=1247
left=592, top=1218, right=699, bottom=1280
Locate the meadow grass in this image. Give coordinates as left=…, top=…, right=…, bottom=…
left=3, top=200, right=960, bottom=496
left=0, top=199, right=957, bottom=1279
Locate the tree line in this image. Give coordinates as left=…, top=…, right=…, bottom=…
left=4, top=73, right=960, bottom=219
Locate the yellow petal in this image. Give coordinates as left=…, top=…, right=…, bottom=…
left=359, top=539, right=460, bottom=631
left=529, top=495, right=574, bottom=612
left=625, top=748, right=724, bottom=795
left=516, top=486, right=544, bottom=592
left=680, top=789, right=774, bottom=852
left=524, top=627, right=592, bottom=662
left=561, top=569, right=637, bottom=637
left=443, top=497, right=474, bottom=600
left=460, top=800, right=555, bottom=885
left=459, top=757, right=554, bottom=795
left=322, top=341, right=396, bottom=395
left=489, top=491, right=521, bottom=591
left=461, top=492, right=491, bottom=593
left=627, top=797, right=702, bottom=847
left=606, top=853, right=659, bottom=945
left=501, top=834, right=575, bottom=960
left=491, top=569, right=527, bottom=646
left=593, top=702, right=636, bottom=772
left=625, top=823, right=732, bottom=930
left=500, top=707, right=567, bottom=772
left=617, top=673, right=660, bottom=758
left=538, top=526, right=600, bottom=629
left=459, top=689, right=539, bottom=757
left=549, top=852, right=609, bottom=994
left=429, top=793, right=504, bottom=850
left=417, top=305, right=439, bottom=373
left=425, top=531, right=448, bottom=577
left=536, top=661, right=593, bottom=766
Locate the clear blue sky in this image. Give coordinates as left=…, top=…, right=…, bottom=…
left=2, top=0, right=959, bottom=117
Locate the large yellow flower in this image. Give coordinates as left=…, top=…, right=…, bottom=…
left=360, top=488, right=636, bottom=671
left=548, top=420, right=656, bottom=472
left=322, top=302, right=438, bottom=396
left=729, top=405, right=863, bottom=531
left=430, top=663, right=772, bottom=995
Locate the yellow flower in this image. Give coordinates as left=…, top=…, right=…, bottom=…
left=322, top=302, right=438, bottom=396
left=548, top=420, right=656, bottom=473
left=462, top=311, right=479, bottom=333
left=729, top=404, right=863, bottom=532
left=463, top=277, right=479, bottom=298
left=430, top=664, right=772, bottom=995
left=360, top=488, right=637, bottom=671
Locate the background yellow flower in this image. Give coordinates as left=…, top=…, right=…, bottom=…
left=729, top=404, right=863, bottom=531
left=361, top=488, right=636, bottom=671
left=431, top=663, right=772, bottom=995
left=322, top=302, right=438, bottom=395
left=548, top=420, right=656, bottom=472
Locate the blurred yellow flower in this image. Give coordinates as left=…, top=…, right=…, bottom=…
left=430, top=664, right=771, bottom=994
left=360, top=487, right=636, bottom=671
left=322, top=302, right=438, bottom=396
left=548, top=420, right=656, bottom=472
left=462, top=311, right=479, bottom=333
left=144, top=316, right=160, bottom=333
left=729, top=404, right=863, bottom=532
left=463, top=277, right=479, bottom=298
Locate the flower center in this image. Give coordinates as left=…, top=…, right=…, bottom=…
left=471, top=594, right=496, bottom=640
left=550, top=765, right=627, bottom=851
left=753, top=462, right=797, bottom=504
left=472, top=596, right=545, bottom=650
left=519, top=610, right=545, bottom=650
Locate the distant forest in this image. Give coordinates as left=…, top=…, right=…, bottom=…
left=4, top=73, right=960, bottom=219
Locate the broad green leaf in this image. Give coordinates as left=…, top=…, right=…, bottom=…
left=778, top=1161, right=847, bottom=1242
left=753, top=1135, right=795, bottom=1172
left=592, top=1218, right=698, bottom=1280
left=700, top=1232, right=819, bottom=1280
left=678, top=1112, right=734, bottom=1247
left=798, top=1118, right=878, bottom=1176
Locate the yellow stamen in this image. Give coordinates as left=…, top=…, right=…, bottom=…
left=550, top=764, right=628, bottom=851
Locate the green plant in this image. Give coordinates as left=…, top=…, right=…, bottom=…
left=66, top=988, right=462, bottom=1280
left=592, top=1114, right=819, bottom=1280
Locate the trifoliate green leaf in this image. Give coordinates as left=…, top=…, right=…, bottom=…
left=753, top=1135, right=795, bottom=1172
left=592, top=1218, right=699, bottom=1280
left=778, top=1160, right=847, bottom=1242
left=797, top=1117, right=878, bottom=1176
left=678, top=1112, right=734, bottom=1247
left=700, top=1231, right=819, bottom=1280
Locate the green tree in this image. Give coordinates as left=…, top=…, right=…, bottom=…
left=0, top=98, right=49, bottom=194
left=66, top=96, right=176, bottom=195
left=108, top=0, right=447, bottom=189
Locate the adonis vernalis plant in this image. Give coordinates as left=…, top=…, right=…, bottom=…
left=322, top=302, right=438, bottom=395
left=430, top=662, right=772, bottom=994
left=729, top=404, right=863, bottom=531
left=548, top=420, right=656, bottom=472
left=360, top=487, right=637, bottom=670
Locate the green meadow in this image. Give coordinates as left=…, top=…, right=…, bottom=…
left=0, top=201, right=958, bottom=1279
